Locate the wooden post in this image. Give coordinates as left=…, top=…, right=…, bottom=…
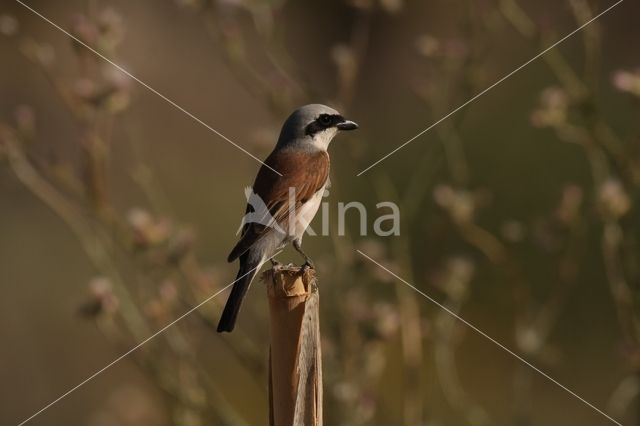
left=263, top=265, right=322, bottom=426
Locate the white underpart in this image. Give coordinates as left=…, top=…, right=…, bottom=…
left=247, top=184, right=326, bottom=263
left=292, top=184, right=326, bottom=240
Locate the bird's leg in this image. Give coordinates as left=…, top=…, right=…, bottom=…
left=293, top=239, right=314, bottom=270
left=270, top=257, right=282, bottom=268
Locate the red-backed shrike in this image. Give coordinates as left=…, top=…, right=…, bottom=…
left=217, top=104, right=358, bottom=332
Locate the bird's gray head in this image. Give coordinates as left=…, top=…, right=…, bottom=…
left=276, top=104, right=358, bottom=151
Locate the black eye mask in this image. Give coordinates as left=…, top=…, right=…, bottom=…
left=305, top=114, right=344, bottom=136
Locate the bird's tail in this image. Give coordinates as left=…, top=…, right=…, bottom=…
left=217, top=257, right=261, bottom=333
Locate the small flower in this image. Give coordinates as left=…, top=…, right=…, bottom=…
left=433, top=184, right=475, bottom=224
left=71, top=14, right=98, bottom=46
left=102, top=66, right=131, bottom=91
left=70, top=69, right=132, bottom=114
left=531, top=86, right=569, bottom=128
left=78, top=277, right=119, bottom=317
left=416, top=35, right=467, bottom=60
left=430, top=256, right=475, bottom=302
left=144, top=281, right=178, bottom=323
left=598, top=179, right=631, bottom=219
left=445, top=257, right=474, bottom=301
left=516, top=325, right=542, bottom=355
left=128, top=208, right=151, bottom=229
left=612, top=69, right=640, bottom=97
left=97, top=8, right=125, bottom=51
left=104, top=90, right=131, bottom=114
left=127, top=208, right=172, bottom=248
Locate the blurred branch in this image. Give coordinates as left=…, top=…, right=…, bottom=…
left=4, top=133, right=150, bottom=340
left=502, top=2, right=640, bottom=423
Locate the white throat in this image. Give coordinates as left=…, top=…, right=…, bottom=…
left=310, top=127, right=337, bottom=151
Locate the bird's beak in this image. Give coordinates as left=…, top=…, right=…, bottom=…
left=336, top=120, right=359, bottom=131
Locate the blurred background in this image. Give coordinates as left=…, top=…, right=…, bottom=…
left=1, top=0, right=640, bottom=425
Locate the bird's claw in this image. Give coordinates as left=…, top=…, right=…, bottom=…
left=301, top=260, right=315, bottom=271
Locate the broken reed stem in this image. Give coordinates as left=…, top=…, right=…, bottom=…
left=263, top=265, right=322, bottom=426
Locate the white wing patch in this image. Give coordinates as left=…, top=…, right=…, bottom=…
left=235, top=186, right=285, bottom=235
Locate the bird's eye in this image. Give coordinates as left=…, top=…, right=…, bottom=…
left=318, top=114, right=332, bottom=126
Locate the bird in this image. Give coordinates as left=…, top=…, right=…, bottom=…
left=217, top=104, right=358, bottom=332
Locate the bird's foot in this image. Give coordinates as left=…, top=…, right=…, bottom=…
left=301, top=259, right=315, bottom=271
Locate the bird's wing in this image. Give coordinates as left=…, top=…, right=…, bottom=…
left=227, top=149, right=329, bottom=262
